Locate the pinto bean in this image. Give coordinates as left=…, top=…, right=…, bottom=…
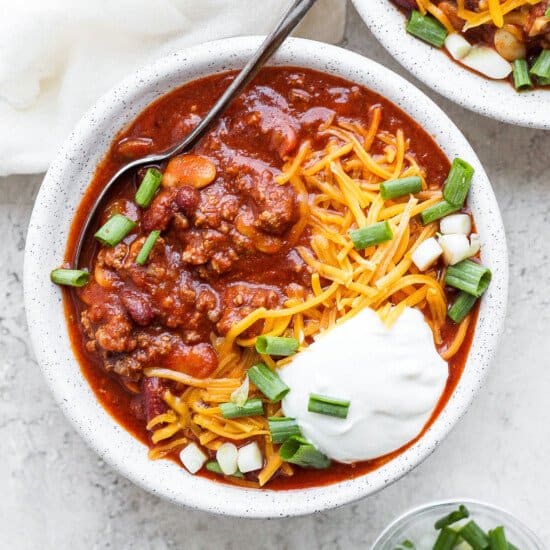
left=116, top=137, right=154, bottom=159
left=162, top=154, right=217, bottom=189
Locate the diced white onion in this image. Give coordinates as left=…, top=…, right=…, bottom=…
left=411, top=238, right=443, bottom=272
left=237, top=442, right=263, bottom=473
left=445, top=33, right=472, bottom=61
left=216, top=442, right=238, bottom=475
left=179, top=442, right=207, bottom=474
left=440, top=213, right=472, bottom=235
left=469, top=233, right=480, bottom=256
left=460, top=46, right=512, bottom=79
left=438, top=234, right=472, bottom=265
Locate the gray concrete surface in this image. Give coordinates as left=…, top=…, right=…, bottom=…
left=1, top=3, right=549, bottom=548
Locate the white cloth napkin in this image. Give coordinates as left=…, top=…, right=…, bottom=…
left=0, top=0, right=345, bottom=176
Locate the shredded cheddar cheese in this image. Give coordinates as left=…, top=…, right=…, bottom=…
left=144, top=104, right=473, bottom=488
left=458, top=0, right=542, bottom=30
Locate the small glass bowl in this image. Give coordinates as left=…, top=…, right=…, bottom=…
left=372, top=498, right=544, bottom=550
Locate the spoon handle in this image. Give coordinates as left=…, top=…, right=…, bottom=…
left=166, top=0, right=319, bottom=157
left=73, top=0, right=317, bottom=265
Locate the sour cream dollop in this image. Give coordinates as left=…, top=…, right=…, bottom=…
left=280, top=307, right=448, bottom=463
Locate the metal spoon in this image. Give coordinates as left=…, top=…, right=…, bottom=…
left=73, top=0, right=318, bottom=265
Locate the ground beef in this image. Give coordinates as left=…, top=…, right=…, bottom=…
left=216, top=283, right=281, bottom=336
left=236, top=170, right=298, bottom=235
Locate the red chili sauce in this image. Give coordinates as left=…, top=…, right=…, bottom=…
left=63, top=67, right=478, bottom=489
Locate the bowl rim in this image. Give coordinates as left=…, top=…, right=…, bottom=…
left=351, top=0, right=550, bottom=130
left=23, top=35, right=508, bottom=518
left=372, top=498, right=545, bottom=549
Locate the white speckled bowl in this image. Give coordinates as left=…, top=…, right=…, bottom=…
left=24, top=36, right=508, bottom=518
left=352, top=0, right=550, bottom=129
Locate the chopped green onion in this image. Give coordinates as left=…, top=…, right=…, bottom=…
left=255, top=335, right=299, bottom=356
left=460, top=520, right=490, bottom=550
left=136, top=230, right=160, bottom=265
left=308, top=393, right=350, bottom=419
left=433, top=527, right=460, bottom=550
left=349, top=221, right=393, bottom=250
left=219, top=398, right=264, bottom=419
left=536, top=75, right=550, bottom=86
left=488, top=526, right=508, bottom=550
left=448, top=291, right=477, bottom=323
left=512, top=59, right=533, bottom=90
left=420, top=200, right=460, bottom=225
left=247, top=364, right=289, bottom=402
left=530, top=49, right=550, bottom=80
left=50, top=268, right=90, bottom=287
left=268, top=417, right=302, bottom=444
left=445, top=260, right=492, bottom=297
left=94, top=214, right=136, bottom=247
left=435, top=504, right=470, bottom=529
left=205, top=460, right=223, bottom=474
left=279, top=436, right=330, bottom=469
left=380, top=176, right=422, bottom=200
left=135, top=168, right=163, bottom=208
left=394, top=541, right=416, bottom=550
left=443, top=158, right=474, bottom=207
left=406, top=10, right=448, bottom=48
left=545, top=6, right=550, bottom=17
left=205, top=461, right=243, bottom=478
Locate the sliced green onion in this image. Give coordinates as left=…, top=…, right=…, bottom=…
left=247, top=364, right=289, bottom=402
left=406, top=10, right=448, bottom=48
left=530, top=49, right=550, bottom=80
left=205, top=461, right=243, bottom=478
left=308, top=393, right=350, bottom=419
left=434, top=504, right=470, bottom=529
left=219, top=398, right=264, bottom=419
left=420, top=200, right=460, bottom=225
left=135, top=168, right=163, bottom=208
left=536, top=75, right=550, bottom=86
left=460, top=520, right=490, bottom=550
left=94, top=214, right=136, bottom=247
left=349, top=221, right=393, bottom=250
left=448, top=291, right=478, bottom=323
left=380, top=176, right=422, bottom=200
left=512, top=59, right=533, bottom=90
left=545, top=6, right=550, bottom=17
left=433, top=527, right=460, bottom=550
left=445, top=260, right=492, bottom=297
left=394, top=541, right=416, bottom=550
left=136, top=230, right=160, bottom=265
left=205, top=460, right=223, bottom=474
left=279, top=436, right=330, bottom=469
left=268, top=417, right=302, bottom=444
left=50, top=268, right=90, bottom=287
left=443, top=158, right=474, bottom=207
left=255, top=335, right=299, bottom=356
left=488, top=526, right=508, bottom=550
